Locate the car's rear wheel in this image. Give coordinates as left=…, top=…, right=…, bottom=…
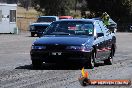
left=104, top=48, right=113, bottom=65
left=31, top=32, right=35, bottom=37
left=32, top=59, right=43, bottom=68
left=112, top=45, right=115, bottom=56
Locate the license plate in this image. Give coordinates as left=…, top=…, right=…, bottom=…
left=52, top=52, right=62, bottom=56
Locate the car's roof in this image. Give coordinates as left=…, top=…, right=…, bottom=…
left=59, top=16, right=73, bottom=19
left=38, top=16, right=58, bottom=18
left=55, top=19, right=97, bottom=23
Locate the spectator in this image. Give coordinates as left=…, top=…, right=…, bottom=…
left=101, top=12, right=110, bottom=27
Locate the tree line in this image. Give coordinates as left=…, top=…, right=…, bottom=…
left=19, top=0, right=132, bottom=27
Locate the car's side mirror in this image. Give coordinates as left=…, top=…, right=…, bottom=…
left=97, top=33, right=104, bottom=37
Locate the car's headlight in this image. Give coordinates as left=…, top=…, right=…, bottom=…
left=66, top=46, right=85, bottom=50
left=30, top=25, right=35, bottom=30
left=32, top=45, right=46, bottom=49
left=66, top=45, right=92, bottom=52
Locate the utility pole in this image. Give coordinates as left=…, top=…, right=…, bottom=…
left=75, top=0, right=77, bottom=12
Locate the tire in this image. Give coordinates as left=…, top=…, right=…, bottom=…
left=89, top=52, right=96, bottom=69
left=32, top=59, right=43, bottom=68
left=112, top=46, right=115, bottom=56
left=85, top=52, right=95, bottom=69
left=104, top=48, right=113, bottom=65
left=31, top=32, right=35, bottom=37
left=37, top=33, right=42, bottom=37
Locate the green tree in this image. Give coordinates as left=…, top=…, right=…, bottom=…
left=32, top=0, right=75, bottom=16
left=85, top=0, right=132, bottom=23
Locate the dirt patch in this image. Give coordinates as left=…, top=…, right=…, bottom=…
left=17, top=7, right=38, bottom=31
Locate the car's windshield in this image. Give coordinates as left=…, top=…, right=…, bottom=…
left=37, top=17, right=56, bottom=22
left=44, top=21, right=94, bottom=36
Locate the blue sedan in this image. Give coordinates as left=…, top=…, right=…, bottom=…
left=30, top=19, right=116, bottom=69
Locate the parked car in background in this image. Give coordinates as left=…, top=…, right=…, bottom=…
left=92, top=18, right=117, bottom=33
left=30, top=19, right=116, bottom=69
left=108, top=18, right=117, bottom=33
left=59, top=16, right=73, bottom=20
left=29, top=16, right=59, bottom=37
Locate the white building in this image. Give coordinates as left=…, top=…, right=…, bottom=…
left=0, top=3, right=17, bottom=33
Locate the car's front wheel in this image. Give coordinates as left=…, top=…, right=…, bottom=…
left=31, top=32, right=35, bottom=37
left=37, top=33, right=42, bottom=37
left=85, top=52, right=95, bottom=69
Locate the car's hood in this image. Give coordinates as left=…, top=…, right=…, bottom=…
left=33, top=35, right=94, bottom=46
left=31, top=22, right=51, bottom=26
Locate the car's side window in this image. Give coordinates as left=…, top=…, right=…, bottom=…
left=95, top=21, right=104, bottom=37
left=99, top=21, right=110, bottom=36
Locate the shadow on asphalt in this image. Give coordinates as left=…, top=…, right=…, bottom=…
left=15, top=62, right=105, bottom=70
left=15, top=63, right=83, bottom=70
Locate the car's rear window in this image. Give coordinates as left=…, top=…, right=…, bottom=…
left=37, top=17, right=56, bottom=22
left=45, top=21, right=94, bottom=36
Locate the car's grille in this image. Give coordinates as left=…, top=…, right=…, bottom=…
left=46, top=45, right=66, bottom=51
left=35, top=26, right=48, bottom=32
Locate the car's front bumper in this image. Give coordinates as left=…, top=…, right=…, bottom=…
left=30, top=50, right=91, bottom=63
left=29, top=30, right=43, bottom=34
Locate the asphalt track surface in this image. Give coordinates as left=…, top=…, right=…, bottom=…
left=0, top=32, right=132, bottom=88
